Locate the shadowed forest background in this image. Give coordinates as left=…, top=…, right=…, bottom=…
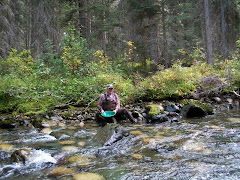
left=0, top=0, right=239, bottom=115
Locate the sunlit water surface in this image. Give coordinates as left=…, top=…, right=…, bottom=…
left=0, top=109, right=239, bottom=180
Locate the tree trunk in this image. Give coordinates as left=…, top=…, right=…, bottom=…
left=162, top=0, right=169, bottom=68
left=220, top=0, right=228, bottom=59
left=149, top=20, right=157, bottom=62
left=102, top=10, right=107, bottom=52
left=78, top=0, right=86, bottom=39
left=26, top=1, right=32, bottom=51
left=204, top=0, right=214, bottom=66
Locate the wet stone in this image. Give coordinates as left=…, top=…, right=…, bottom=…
left=61, top=146, right=78, bottom=152
left=77, top=141, right=86, bottom=147
left=73, top=172, right=105, bottom=180
left=48, top=166, right=76, bottom=177
left=11, top=149, right=31, bottom=163
left=131, top=153, right=143, bottom=160
left=68, top=155, right=91, bottom=166
left=0, top=143, right=14, bottom=152
left=41, top=128, right=52, bottom=134
left=59, top=140, right=76, bottom=145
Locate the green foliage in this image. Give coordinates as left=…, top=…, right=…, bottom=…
left=177, top=45, right=206, bottom=66
left=135, top=63, right=213, bottom=101
left=230, top=39, right=240, bottom=88
left=61, top=25, right=91, bottom=75
left=38, top=39, right=63, bottom=75
left=1, top=49, right=33, bottom=75
left=128, top=0, right=160, bottom=19
left=0, top=37, right=239, bottom=115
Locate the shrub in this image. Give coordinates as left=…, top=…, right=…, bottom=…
left=1, top=49, right=33, bottom=75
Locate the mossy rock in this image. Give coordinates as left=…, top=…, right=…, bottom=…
left=145, top=104, right=164, bottom=116
left=180, top=99, right=213, bottom=118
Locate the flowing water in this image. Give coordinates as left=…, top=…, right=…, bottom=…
left=0, top=109, right=239, bottom=180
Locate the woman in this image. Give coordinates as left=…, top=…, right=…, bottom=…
left=97, top=84, right=136, bottom=124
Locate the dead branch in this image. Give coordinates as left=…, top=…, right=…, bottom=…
left=230, top=90, right=240, bottom=98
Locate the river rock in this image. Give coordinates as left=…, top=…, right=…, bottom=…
left=131, top=153, right=143, bottom=160
left=213, top=97, right=221, bottom=103
left=77, top=141, right=86, bottom=147
left=164, top=102, right=180, bottom=113
left=92, top=124, right=128, bottom=146
left=59, top=134, right=71, bottom=140
left=145, top=104, right=169, bottom=123
left=68, top=155, right=91, bottom=166
left=41, top=128, right=53, bottom=134
left=226, top=98, right=233, bottom=104
left=59, top=140, right=76, bottom=145
left=148, top=114, right=169, bottom=123
left=0, top=149, right=10, bottom=160
left=0, top=143, right=14, bottom=152
left=73, top=172, right=105, bottom=180
left=48, top=166, right=76, bottom=177
left=11, top=149, right=31, bottom=163
left=145, top=104, right=164, bottom=116
left=79, top=121, right=84, bottom=127
left=62, top=146, right=78, bottom=152
left=58, top=122, right=66, bottom=127
left=180, top=99, right=213, bottom=118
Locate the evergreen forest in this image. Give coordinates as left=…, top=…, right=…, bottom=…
left=0, top=0, right=240, bottom=115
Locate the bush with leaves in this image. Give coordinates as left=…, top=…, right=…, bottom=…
left=38, top=39, right=63, bottom=75
left=134, top=62, right=215, bottom=101
left=61, top=25, right=90, bottom=76
left=1, top=49, right=33, bottom=75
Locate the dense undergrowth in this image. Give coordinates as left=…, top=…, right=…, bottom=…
left=0, top=29, right=239, bottom=115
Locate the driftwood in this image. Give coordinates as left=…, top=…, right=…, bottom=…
left=55, top=99, right=73, bottom=109
left=231, top=90, right=240, bottom=98
left=84, top=95, right=100, bottom=112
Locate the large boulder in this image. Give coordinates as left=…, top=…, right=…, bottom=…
left=180, top=99, right=214, bottom=118
left=92, top=124, right=128, bottom=146
left=145, top=104, right=169, bottom=123
left=164, top=102, right=180, bottom=113
left=148, top=114, right=169, bottom=123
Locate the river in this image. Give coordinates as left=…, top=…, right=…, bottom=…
left=0, top=109, right=239, bottom=180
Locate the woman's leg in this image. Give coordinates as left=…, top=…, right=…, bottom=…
left=116, top=108, right=136, bottom=123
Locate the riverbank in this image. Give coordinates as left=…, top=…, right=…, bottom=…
left=0, top=91, right=239, bottom=129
